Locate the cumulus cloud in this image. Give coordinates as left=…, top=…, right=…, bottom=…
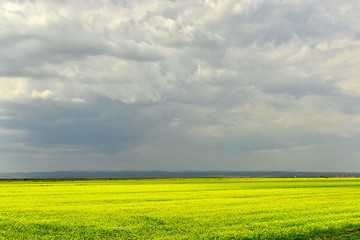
left=1, top=0, right=360, bottom=172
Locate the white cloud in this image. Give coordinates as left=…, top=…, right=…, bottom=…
left=0, top=77, right=28, bottom=100
left=70, top=98, right=86, bottom=103
left=30, top=89, right=54, bottom=99
left=336, top=78, right=360, bottom=96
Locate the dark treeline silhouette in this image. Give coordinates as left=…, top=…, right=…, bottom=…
left=0, top=171, right=359, bottom=179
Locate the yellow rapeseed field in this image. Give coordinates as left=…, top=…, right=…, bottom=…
left=1, top=178, right=360, bottom=239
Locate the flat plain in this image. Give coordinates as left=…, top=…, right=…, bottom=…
left=1, top=178, right=360, bottom=239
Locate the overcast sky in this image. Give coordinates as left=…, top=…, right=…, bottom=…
left=1, top=0, right=360, bottom=172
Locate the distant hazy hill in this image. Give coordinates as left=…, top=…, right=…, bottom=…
left=0, top=171, right=359, bottom=179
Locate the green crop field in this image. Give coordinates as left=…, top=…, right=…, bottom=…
left=1, top=178, right=360, bottom=239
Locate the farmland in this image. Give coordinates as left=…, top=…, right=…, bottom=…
left=1, top=178, right=360, bottom=239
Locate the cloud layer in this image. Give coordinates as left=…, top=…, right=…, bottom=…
left=1, top=0, right=360, bottom=172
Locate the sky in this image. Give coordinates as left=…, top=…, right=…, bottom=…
left=1, top=0, right=360, bottom=172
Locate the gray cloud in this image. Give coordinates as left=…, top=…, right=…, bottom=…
left=0, top=97, right=160, bottom=152
left=2, top=0, right=360, bottom=172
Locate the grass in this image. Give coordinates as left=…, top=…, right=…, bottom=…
left=0, top=178, right=360, bottom=239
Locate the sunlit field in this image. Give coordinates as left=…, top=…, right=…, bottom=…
left=1, top=178, right=360, bottom=239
